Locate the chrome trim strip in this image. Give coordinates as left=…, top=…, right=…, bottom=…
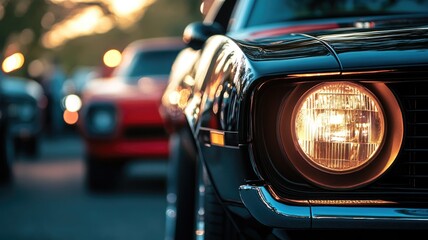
left=312, top=206, right=428, bottom=229
left=239, top=185, right=428, bottom=229
left=239, top=185, right=311, bottom=228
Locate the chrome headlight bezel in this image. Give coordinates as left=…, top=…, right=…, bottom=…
left=278, top=81, right=403, bottom=190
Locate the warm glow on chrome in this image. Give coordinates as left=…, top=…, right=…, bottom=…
left=168, top=90, right=180, bottom=105
left=166, top=88, right=192, bottom=109
left=183, top=75, right=196, bottom=86
left=210, top=131, right=225, bottom=146
left=178, top=89, right=191, bottom=109
left=288, top=72, right=341, bottom=78
left=2, top=52, right=25, bottom=73
left=103, top=49, right=122, bottom=68
left=308, top=199, right=395, bottom=205
left=293, top=82, right=385, bottom=173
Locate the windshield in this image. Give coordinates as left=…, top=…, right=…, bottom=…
left=247, top=0, right=428, bottom=27
left=113, top=49, right=181, bottom=82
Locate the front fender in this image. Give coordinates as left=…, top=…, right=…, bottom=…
left=185, top=34, right=341, bottom=202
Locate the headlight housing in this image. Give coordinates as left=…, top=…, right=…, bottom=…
left=86, top=103, right=117, bottom=137
left=276, top=81, right=403, bottom=190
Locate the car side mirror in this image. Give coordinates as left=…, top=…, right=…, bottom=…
left=183, top=22, right=225, bottom=50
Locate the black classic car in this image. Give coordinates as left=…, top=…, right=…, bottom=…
left=2, top=74, right=45, bottom=158
left=160, top=0, right=428, bottom=239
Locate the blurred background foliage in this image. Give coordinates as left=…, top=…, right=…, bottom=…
left=0, top=0, right=202, bottom=77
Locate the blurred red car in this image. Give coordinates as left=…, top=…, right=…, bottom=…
left=78, top=37, right=184, bottom=190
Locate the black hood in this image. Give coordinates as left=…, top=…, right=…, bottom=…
left=310, top=26, right=428, bottom=71
left=233, top=19, right=428, bottom=75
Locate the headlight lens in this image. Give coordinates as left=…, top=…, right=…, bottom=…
left=293, top=82, right=385, bottom=173
left=87, top=104, right=117, bottom=136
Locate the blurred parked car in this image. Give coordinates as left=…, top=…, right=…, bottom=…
left=78, top=37, right=184, bottom=191
left=1, top=73, right=45, bottom=158
left=160, top=0, right=428, bottom=239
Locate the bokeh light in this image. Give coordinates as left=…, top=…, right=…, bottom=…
left=44, top=0, right=155, bottom=48
left=103, top=49, right=122, bottom=68
left=27, top=59, right=46, bottom=78
left=63, top=109, right=79, bottom=125
left=64, top=94, right=83, bottom=112
left=2, top=52, right=25, bottom=73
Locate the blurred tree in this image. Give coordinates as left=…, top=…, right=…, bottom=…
left=0, top=0, right=202, bottom=76
left=0, top=0, right=49, bottom=76
left=58, top=0, right=202, bottom=74
left=137, top=0, right=202, bottom=38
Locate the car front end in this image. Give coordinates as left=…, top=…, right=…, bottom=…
left=190, top=26, right=428, bottom=238
left=2, top=76, right=45, bottom=157
left=78, top=75, right=172, bottom=191
left=81, top=93, right=169, bottom=159
left=161, top=0, right=428, bottom=238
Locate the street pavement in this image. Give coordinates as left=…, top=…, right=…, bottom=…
left=0, top=132, right=168, bottom=240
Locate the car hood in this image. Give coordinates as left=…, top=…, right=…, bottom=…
left=312, top=26, right=428, bottom=70
left=1, top=76, right=44, bottom=100
left=233, top=24, right=428, bottom=73
left=82, top=75, right=168, bottom=102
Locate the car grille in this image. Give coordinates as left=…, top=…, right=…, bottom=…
left=123, top=125, right=168, bottom=140
left=372, top=82, right=428, bottom=192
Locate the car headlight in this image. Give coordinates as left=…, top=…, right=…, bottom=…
left=86, top=104, right=117, bottom=136
left=292, top=82, right=385, bottom=173
left=278, top=81, right=403, bottom=190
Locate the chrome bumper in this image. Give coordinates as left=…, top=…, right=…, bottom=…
left=239, top=185, right=428, bottom=229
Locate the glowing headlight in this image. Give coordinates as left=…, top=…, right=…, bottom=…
left=292, top=82, right=385, bottom=173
